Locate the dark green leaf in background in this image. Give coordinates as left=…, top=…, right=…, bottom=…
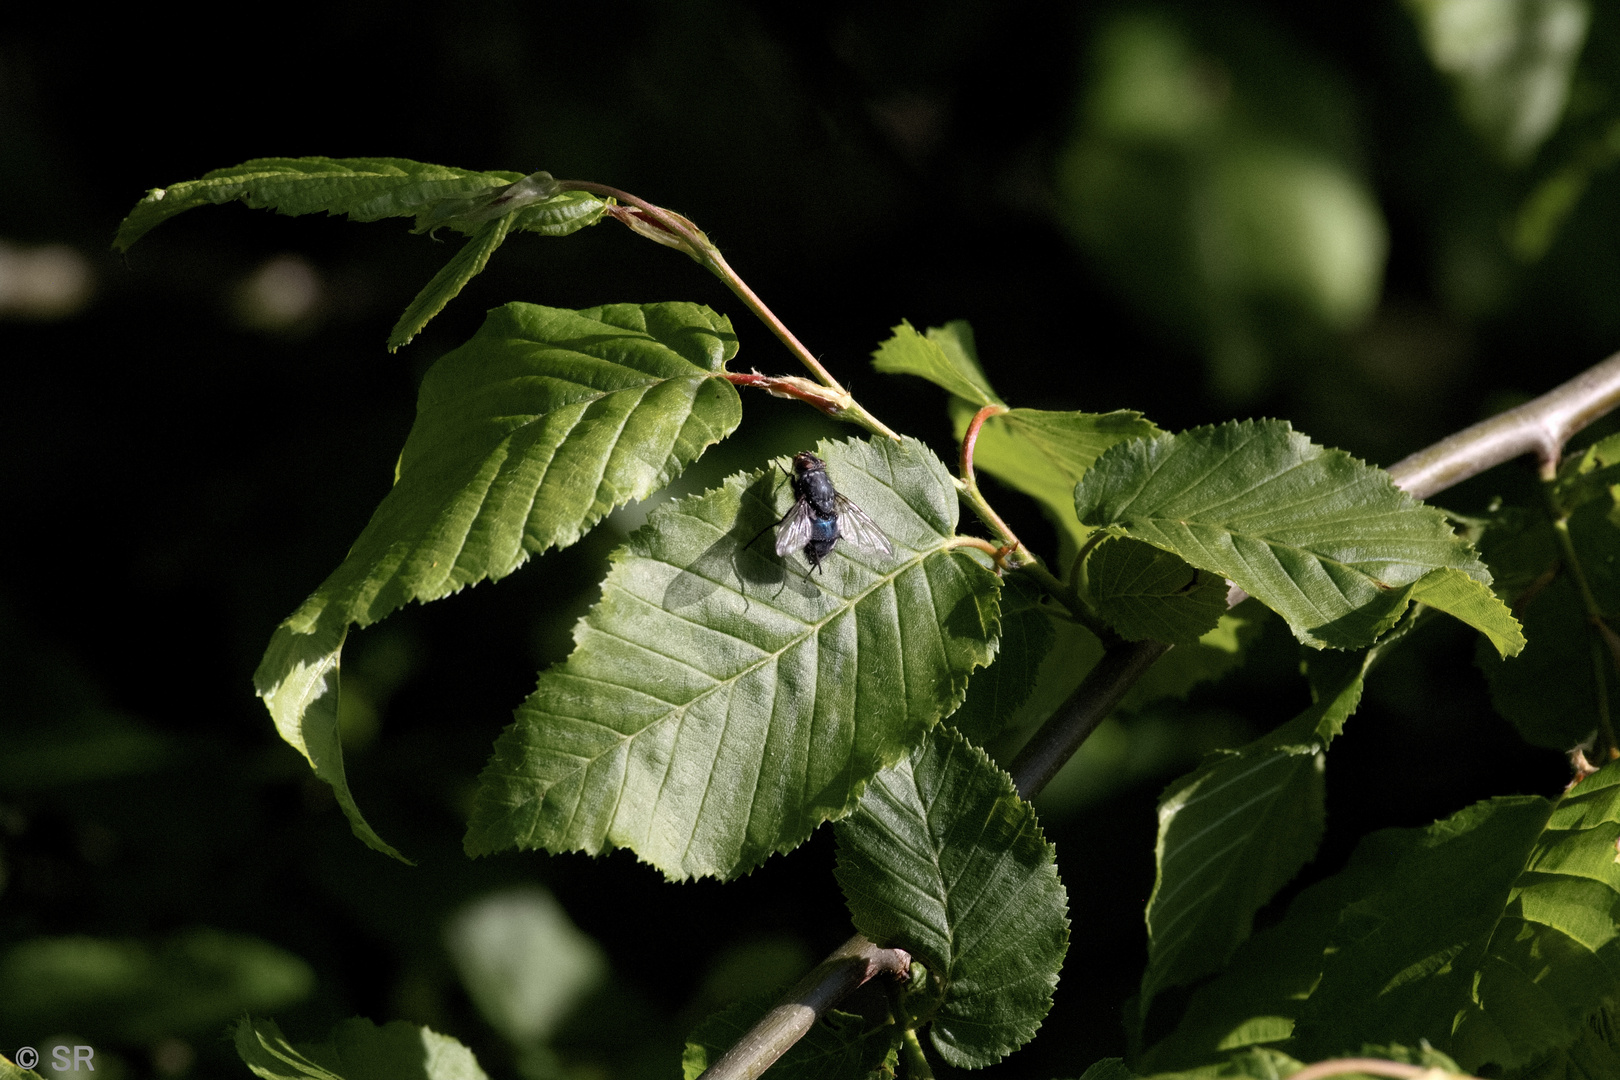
left=681, top=997, right=899, bottom=1080
left=255, top=301, right=741, bottom=859
left=1137, top=651, right=1366, bottom=1028
left=467, top=437, right=1001, bottom=880
left=1405, top=0, right=1590, bottom=165
left=0, top=930, right=312, bottom=1045
left=236, top=1017, right=489, bottom=1080
left=1073, top=419, right=1514, bottom=651
left=1087, top=537, right=1228, bottom=645
left=1147, top=760, right=1620, bottom=1074
left=946, top=575, right=1057, bottom=746
left=835, top=726, right=1069, bottom=1068
left=1478, top=498, right=1620, bottom=748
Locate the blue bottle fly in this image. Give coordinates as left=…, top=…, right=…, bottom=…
left=773, top=452, right=893, bottom=572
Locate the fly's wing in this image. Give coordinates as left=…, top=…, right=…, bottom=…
left=774, top=500, right=817, bottom=557
left=833, top=494, right=893, bottom=555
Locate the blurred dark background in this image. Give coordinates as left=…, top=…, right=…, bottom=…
left=0, top=2, right=1612, bottom=1077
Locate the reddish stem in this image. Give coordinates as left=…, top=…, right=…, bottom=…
left=960, top=404, right=1008, bottom=486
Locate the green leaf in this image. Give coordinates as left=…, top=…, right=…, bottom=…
left=0, top=1057, right=43, bottom=1080
left=954, top=403, right=1161, bottom=550
left=1407, top=566, right=1525, bottom=657
left=0, top=929, right=312, bottom=1043
left=1510, top=1005, right=1620, bottom=1080
left=256, top=302, right=742, bottom=860
left=946, top=576, right=1057, bottom=745
left=387, top=216, right=513, bottom=351
left=1074, top=419, right=1493, bottom=650
left=466, top=437, right=1001, bottom=880
left=115, top=157, right=607, bottom=250
left=1478, top=501, right=1620, bottom=748
left=871, top=320, right=1003, bottom=407
left=682, top=997, right=900, bottom=1080
left=834, top=726, right=1070, bottom=1068
left=236, top=1017, right=489, bottom=1080
left=1088, top=537, right=1228, bottom=645
left=1151, top=762, right=1620, bottom=1073
left=1138, top=654, right=1366, bottom=1026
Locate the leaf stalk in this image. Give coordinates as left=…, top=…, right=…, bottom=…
left=557, top=180, right=903, bottom=442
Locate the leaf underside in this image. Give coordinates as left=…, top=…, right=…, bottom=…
left=466, top=437, right=1002, bottom=881
left=255, top=301, right=742, bottom=860
left=835, top=726, right=1069, bottom=1068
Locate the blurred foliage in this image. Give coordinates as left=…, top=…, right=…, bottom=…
left=0, top=0, right=1616, bottom=1077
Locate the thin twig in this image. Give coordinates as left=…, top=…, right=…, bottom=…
left=1385, top=349, right=1620, bottom=495
left=1006, top=639, right=1171, bottom=799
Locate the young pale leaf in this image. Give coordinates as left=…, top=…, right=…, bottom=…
left=947, top=575, right=1057, bottom=745
left=255, top=302, right=741, bottom=860
left=1137, top=655, right=1366, bottom=1027
left=834, top=726, right=1069, bottom=1068
left=114, top=157, right=607, bottom=249
left=871, top=320, right=1003, bottom=407
left=466, top=437, right=1001, bottom=880
left=387, top=216, right=513, bottom=351
left=236, top=1017, right=489, bottom=1080
left=1087, top=537, right=1228, bottom=645
left=953, top=404, right=1160, bottom=549
left=1074, top=419, right=1499, bottom=650
left=682, top=997, right=900, bottom=1080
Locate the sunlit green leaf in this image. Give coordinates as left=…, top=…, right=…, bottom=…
left=1088, top=537, right=1228, bottom=645
left=115, top=157, right=607, bottom=250
left=952, top=402, right=1160, bottom=549
left=682, top=997, right=900, bottom=1080
left=387, top=216, right=513, bottom=351
left=835, top=726, right=1069, bottom=1067
left=236, top=1017, right=489, bottom=1080
left=0, top=929, right=312, bottom=1043
left=871, top=320, right=1002, bottom=407
left=1074, top=420, right=1494, bottom=649
left=256, top=302, right=741, bottom=860
left=1407, top=566, right=1524, bottom=657
left=467, top=437, right=1001, bottom=880
left=1138, top=653, right=1366, bottom=1025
